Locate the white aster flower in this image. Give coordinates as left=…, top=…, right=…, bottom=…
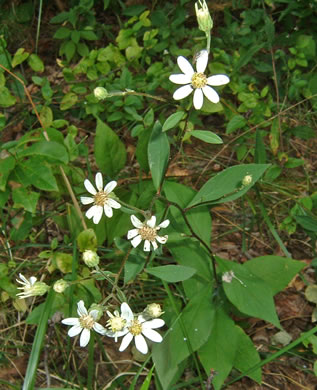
left=61, top=300, right=106, bottom=347
left=105, top=302, right=132, bottom=342
left=116, top=303, right=165, bottom=355
left=80, top=172, right=121, bottom=224
left=16, top=273, right=49, bottom=299
left=127, top=215, right=170, bottom=252
left=169, top=49, right=230, bottom=110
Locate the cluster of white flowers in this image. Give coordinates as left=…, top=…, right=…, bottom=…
left=61, top=301, right=165, bottom=354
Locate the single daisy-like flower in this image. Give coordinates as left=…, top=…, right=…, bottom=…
left=16, top=273, right=49, bottom=299
left=61, top=300, right=106, bottom=347
left=116, top=303, right=165, bottom=355
left=80, top=172, right=121, bottom=224
left=169, top=49, right=230, bottom=110
left=127, top=215, right=170, bottom=252
left=105, top=302, right=132, bottom=342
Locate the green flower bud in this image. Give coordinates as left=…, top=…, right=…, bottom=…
left=144, top=303, right=164, bottom=319
left=195, top=0, right=213, bottom=33
left=242, top=174, right=253, bottom=186
left=82, top=249, right=100, bottom=267
left=89, top=303, right=104, bottom=321
left=94, top=87, right=109, bottom=100
left=53, top=279, right=69, bottom=293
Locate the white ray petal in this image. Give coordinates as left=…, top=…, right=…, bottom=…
left=85, top=205, right=99, bottom=220
left=77, top=300, right=88, bottom=316
left=93, top=322, right=107, bottom=335
left=202, top=85, right=220, bottom=103
left=193, top=88, right=204, bottom=110
left=18, top=274, right=29, bottom=284
left=95, top=172, right=103, bottom=191
left=158, top=219, right=170, bottom=229
left=144, top=240, right=151, bottom=252
left=121, top=302, right=134, bottom=321
left=104, top=180, right=117, bottom=194
left=147, top=215, right=156, bottom=228
left=80, top=328, right=91, bottom=347
left=156, top=235, right=168, bottom=244
left=93, top=207, right=103, bottom=224
left=131, top=235, right=142, bottom=248
left=169, top=74, right=192, bottom=85
left=84, top=179, right=97, bottom=195
left=151, top=240, right=158, bottom=250
left=104, top=204, right=113, bottom=218
left=80, top=196, right=94, bottom=205
left=107, top=199, right=121, bottom=209
left=142, top=328, right=163, bottom=343
left=135, top=334, right=148, bottom=354
left=131, top=215, right=143, bottom=228
left=173, top=85, right=193, bottom=100
left=68, top=324, right=83, bottom=337
left=119, top=332, right=134, bottom=352
left=61, top=318, right=80, bottom=326
left=207, top=74, right=230, bottom=86
left=177, top=56, right=194, bottom=76
left=143, top=318, right=165, bottom=329
left=196, top=50, right=208, bottom=73
left=127, top=229, right=139, bottom=239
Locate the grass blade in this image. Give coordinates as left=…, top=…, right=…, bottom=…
left=22, top=289, right=55, bottom=390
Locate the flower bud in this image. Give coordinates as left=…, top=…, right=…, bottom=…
left=242, top=174, right=253, bottom=186
left=94, top=87, right=109, bottom=100
left=82, top=249, right=100, bottom=267
left=195, top=0, right=213, bottom=33
left=53, top=279, right=69, bottom=293
left=89, top=303, right=104, bottom=321
left=144, top=303, right=164, bottom=318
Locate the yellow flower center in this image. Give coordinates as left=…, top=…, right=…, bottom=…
left=79, top=315, right=95, bottom=329
left=128, top=319, right=143, bottom=336
left=138, top=225, right=157, bottom=241
left=107, top=316, right=126, bottom=332
left=94, top=191, right=108, bottom=206
left=191, top=72, right=207, bottom=89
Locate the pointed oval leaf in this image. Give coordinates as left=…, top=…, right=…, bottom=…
left=189, top=130, right=223, bottom=144
left=162, top=111, right=185, bottom=132
left=146, top=265, right=196, bottom=282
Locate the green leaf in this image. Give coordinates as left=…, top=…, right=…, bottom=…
left=0, top=86, right=16, bottom=107
left=80, top=30, right=98, bottom=40
left=188, top=130, right=223, bottom=144
left=28, top=54, right=44, bottom=73
left=15, top=157, right=58, bottom=191
left=136, top=129, right=151, bottom=172
left=198, top=308, right=239, bottom=390
left=77, top=229, right=98, bottom=251
left=23, top=289, right=55, bottom=390
left=124, top=251, right=146, bottom=284
left=243, top=256, right=305, bottom=295
left=255, top=129, right=267, bottom=164
left=295, top=215, right=317, bottom=232
left=60, top=92, right=78, bottom=110
left=40, top=106, right=53, bottom=128
left=234, top=43, right=265, bottom=71
left=162, top=111, right=185, bottom=132
left=217, top=257, right=281, bottom=328
left=63, top=40, right=76, bottom=62
left=148, top=121, right=170, bottom=190
left=188, top=164, right=270, bottom=207
left=17, top=141, right=69, bottom=164
left=94, top=119, right=127, bottom=177
left=144, top=108, right=154, bottom=127
left=12, top=48, right=29, bottom=67
left=0, top=156, right=15, bottom=191
left=12, top=187, right=40, bottom=213
left=226, top=115, right=247, bottom=134
left=140, top=365, right=155, bottom=390
left=233, top=326, right=261, bottom=383
left=53, top=27, right=71, bottom=39
left=146, top=265, right=196, bottom=282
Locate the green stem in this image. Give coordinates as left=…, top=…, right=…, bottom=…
left=87, top=331, right=94, bottom=390
left=206, top=31, right=211, bottom=53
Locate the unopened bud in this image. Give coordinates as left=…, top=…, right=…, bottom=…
left=94, top=87, right=109, bottom=100
left=82, top=249, right=100, bottom=267
left=145, top=303, right=164, bottom=318
left=89, top=303, right=103, bottom=321
left=195, top=0, right=213, bottom=33
left=53, top=279, right=69, bottom=293
left=242, top=174, right=253, bottom=186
